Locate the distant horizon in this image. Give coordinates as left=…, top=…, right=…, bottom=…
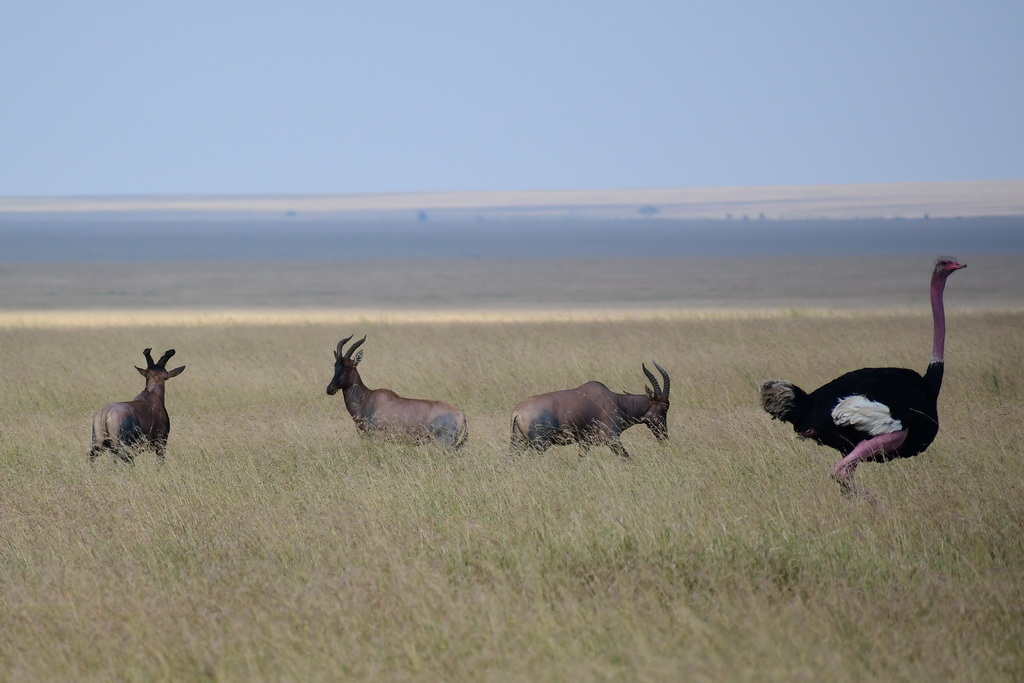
left=3, top=179, right=1024, bottom=221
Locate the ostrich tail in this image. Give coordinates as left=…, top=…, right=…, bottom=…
left=760, top=379, right=804, bottom=422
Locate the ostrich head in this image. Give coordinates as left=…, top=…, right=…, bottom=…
left=760, top=379, right=804, bottom=423
left=933, top=256, right=966, bottom=279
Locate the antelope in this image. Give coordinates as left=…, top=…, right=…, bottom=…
left=326, top=335, right=468, bottom=448
left=510, top=362, right=671, bottom=458
left=89, top=348, right=185, bottom=464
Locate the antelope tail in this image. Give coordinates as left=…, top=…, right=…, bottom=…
left=455, top=418, right=469, bottom=449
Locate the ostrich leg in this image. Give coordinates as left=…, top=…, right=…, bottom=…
left=830, top=429, right=908, bottom=494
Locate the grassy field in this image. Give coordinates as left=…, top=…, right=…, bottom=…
left=2, top=309, right=1022, bottom=680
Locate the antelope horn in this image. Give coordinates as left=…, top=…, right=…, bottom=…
left=156, top=349, right=176, bottom=368
left=335, top=335, right=354, bottom=359
left=345, top=335, right=367, bottom=359
left=654, top=360, right=670, bottom=399
left=143, top=348, right=156, bottom=368
left=643, top=363, right=663, bottom=398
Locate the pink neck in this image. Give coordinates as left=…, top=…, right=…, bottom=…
left=930, top=272, right=949, bottom=364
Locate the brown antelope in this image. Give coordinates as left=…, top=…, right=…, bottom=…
left=326, top=335, right=468, bottom=448
left=510, top=362, right=670, bottom=458
left=90, top=348, right=185, bottom=464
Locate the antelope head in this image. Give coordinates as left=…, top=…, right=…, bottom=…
left=326, top=335, right=366, bottom=396
left=135, top=348, right=186, bottom=392
left=641, top=361, right=671, bottom=440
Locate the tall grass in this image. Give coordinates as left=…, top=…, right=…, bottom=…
left=1, top=313, right=1022, bottom=680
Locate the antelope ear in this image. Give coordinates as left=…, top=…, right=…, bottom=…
left=645, top=386, right=655, bottom=399
left=136, top=366, right=147, bottom=376
left=167, top=365, right=186, bottom=378
left=354, top=350, right=363, bottom=365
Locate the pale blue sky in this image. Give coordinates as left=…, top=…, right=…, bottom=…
left=2, top=1, right=1021, bottom=197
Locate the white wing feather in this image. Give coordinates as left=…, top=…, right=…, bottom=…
left=831, top=395, right=904, bottom=436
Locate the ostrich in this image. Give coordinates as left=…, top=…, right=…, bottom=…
left=760, top=256, right=966, bottom=493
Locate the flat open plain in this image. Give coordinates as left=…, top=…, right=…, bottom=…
left=1, top=213, right=1022, bottom=318
left=1, top=208, right=1022, bottom=680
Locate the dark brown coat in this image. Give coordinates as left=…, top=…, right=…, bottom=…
left=510, top=362, right=670, bottom=458
left=90, top=348, right=185, bottom=464
left=326, top=335, right=468, bottom=448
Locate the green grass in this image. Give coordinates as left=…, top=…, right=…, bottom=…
left=1, top=313, right=1022, bottom=680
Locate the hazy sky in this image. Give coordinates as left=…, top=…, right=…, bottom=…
left=2, top=1, right=1022, bottom=197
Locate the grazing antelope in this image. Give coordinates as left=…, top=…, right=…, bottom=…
left=510, top=362, right=671, bottom=458
left=90, top=348, right=185, bottom=464
left=326, top=335, right=468, bottom=448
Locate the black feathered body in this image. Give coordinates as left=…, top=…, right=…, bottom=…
left=781, top=363, right=943, bottom=460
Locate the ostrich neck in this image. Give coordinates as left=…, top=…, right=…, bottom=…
left=930, top=273, right=949, bottom=364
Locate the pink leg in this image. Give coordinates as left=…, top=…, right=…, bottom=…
left=831, top=429, right=908, bottom=491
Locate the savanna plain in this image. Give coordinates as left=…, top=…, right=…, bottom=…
left=2, top=249, right=1023, bottom=681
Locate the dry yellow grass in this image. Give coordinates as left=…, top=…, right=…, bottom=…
left=1, top=310, right=1022, bottom=680
left=0, top=305, right=941, bottom=329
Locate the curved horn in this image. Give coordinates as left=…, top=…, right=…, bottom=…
left=643, top=363, right=663, bottom=398
left=143, top=348, right=156, bottom=368
left=335, top=335, right=354, bottom=359
left=345, top=335, right=367, bottom=360
left=156, top=349, right=176, bottom=368
left=654, top=360, right=670, bottom=399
